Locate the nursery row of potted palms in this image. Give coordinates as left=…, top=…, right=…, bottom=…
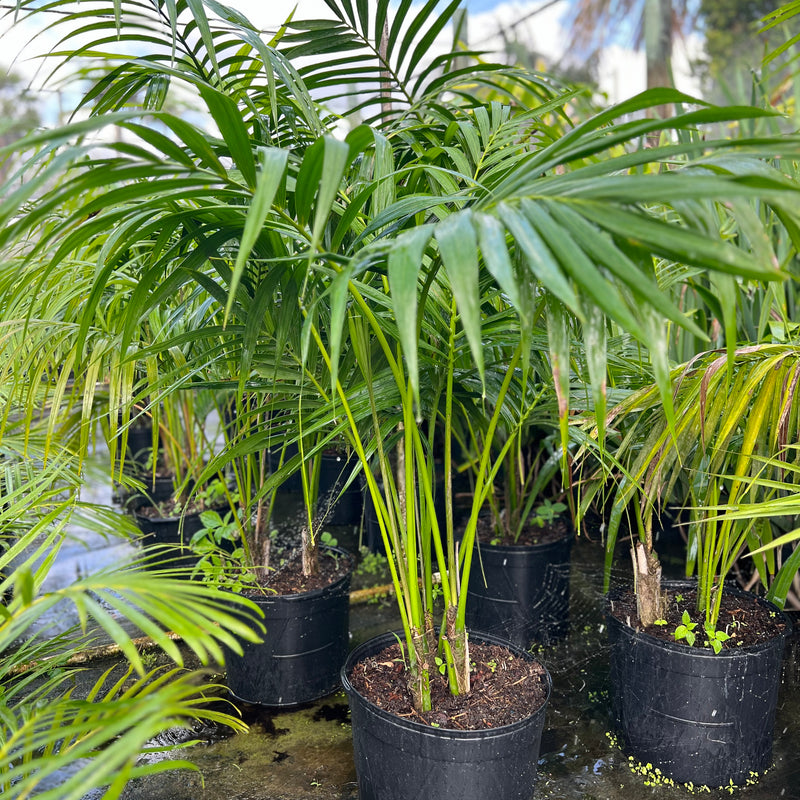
left=4, top=0, right=800, bottom=795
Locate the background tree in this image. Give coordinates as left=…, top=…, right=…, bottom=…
left=696, top=0, right=786, bottom=103
left=0, top=67, right=40, bottom=182
left=568, top=0, right=692, bottom=93
left=568, top=0, right=790, bottom=106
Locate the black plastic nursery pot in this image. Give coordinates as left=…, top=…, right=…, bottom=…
left=123, top=474, right=175, bottom=506
left=341, top=631, right=551, bottom=800
left=124, top=419, right=154, bottom=467
left=362, top=482, right=447, bottom=555
left=606, top=582, right=792, bottom=787
left=224, top=547, right=354, bottom=706
left=465, top=533, right=573, bottom=648
left=132, top=505, right=206, bottom=571
left=315, top=452, right=363, bottom=526
left=267, top=447, right=363, bottom=526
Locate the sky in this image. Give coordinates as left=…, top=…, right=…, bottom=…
left=0, top=0, right=702, bottom=117
left=238, top=0, right=698, bottom=100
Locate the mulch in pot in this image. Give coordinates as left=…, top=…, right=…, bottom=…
left=608, top=586, right=787, bottom=649
left=347, top=639, right=548, bottom=730
left=256, top=549, right=351, bottom=595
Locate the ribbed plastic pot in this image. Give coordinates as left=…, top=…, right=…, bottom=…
left=362, top=491, right=383, bottom=554
left=465, top=533, right=573, bottom=648
left=607, top=581, right=792, bottom=787
left=267, top=448, right=363, bottom=525
left=123, top=475, right=176, bottom=507
left=266, top=442, right=302, bottom=492
left=132, top=505, right=206, bottom=572
left=362, top=484, right=446, bottom=555
left=316, top=452, right=363, bottom=526
left=341, top=631, right=551, bottom=800
left=224, top=547, right=353, bottom=706
left=125, top=420, right=154, bottom=468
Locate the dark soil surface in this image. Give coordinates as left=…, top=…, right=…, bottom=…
left=475, top=512, right=571, bottom=547
left=608, top=586, right=787, bottom=650
left=347, top=639, right=548, bottom=730
left=252, top=549, right=351, bottom=596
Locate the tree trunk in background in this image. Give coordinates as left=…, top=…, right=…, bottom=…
left=645, top=0, right=674, bottom=120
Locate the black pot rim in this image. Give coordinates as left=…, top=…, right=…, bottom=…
left=341, top=629, right=552, bottom=739
left=605, top=579, right=793, bottom=658
left=134, top=508, right=198, bottom=524
left=133, top=497, right=218, bottom=523
left=466, top=506, right=573, bottom=552
left=473, top=532, right=574, bottom=554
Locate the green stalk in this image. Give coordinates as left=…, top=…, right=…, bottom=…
left=455, top=344, right=524, bottom=633
left=444, top=298, right=457, bottom=601
left=402, top=384, right=423, bottom=630
left=305, top=316, right=415, bottom=662
left=439, top=296, right=466, bottom=694
left=698, top=479, right=718, bottom=626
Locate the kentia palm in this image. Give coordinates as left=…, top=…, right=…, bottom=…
left=5, top=0, right=800, bottom=794
left=589, top=342, right=800, bottom=786
left=0, top=451, right=264, bottom=800
left=598, top=344, right=800, bottom=623
left=578, top=33, right=800, bottom=783
left=0, top=350, right=262, bottom=799
left=0, top=36, right=265, bottom=800
left=258, top=9, right=800, bottom=799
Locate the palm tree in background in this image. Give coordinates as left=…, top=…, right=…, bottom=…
left=568, top=0, right=691, bottom=93
left=0, top=67, right=40, bottom=182
left=568, top=0, right=787, bottom=100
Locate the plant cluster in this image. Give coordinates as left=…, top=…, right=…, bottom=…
left=2, top=0, right=800, bottom=794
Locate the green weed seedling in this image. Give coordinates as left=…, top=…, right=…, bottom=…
left=674, top=610, right=697, bottom=646
left=704, top=625, right=731, bottom=654
left=320, top=531, right=338, bottom=548
left=531, top=498, right=567, bottom=528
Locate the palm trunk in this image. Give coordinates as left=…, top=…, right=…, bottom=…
left=254, top=498, right=271, bottom=584
left=446, top=605, right=470, bottom=694
left=409, top=628, right=433, bottom=712
left=301, top=525, right=319, bottom=577
left=631, top=540, right=665, bottom=626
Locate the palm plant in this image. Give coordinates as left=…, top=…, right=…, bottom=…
left=597, top=343, right=800, bottom=629
left=0, top=67, right=265, bottom=800
left=581, top=0, right=800, bottom=632
left=448, top=329, right=566, bottom=544
left=0, top=431, right=263, bottom=798
left=4, top=0, right=800, bottom=719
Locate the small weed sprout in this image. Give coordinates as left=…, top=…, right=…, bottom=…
left=674, top=610, right=697, bottom=646
left=531, top=499, right=567, bottom=528
left=320, top=531, right=338, bottom=548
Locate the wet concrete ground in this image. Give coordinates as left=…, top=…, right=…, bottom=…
left=101, top=534, right=800, bottom=800
left=19, top=452, right=800, bottom=800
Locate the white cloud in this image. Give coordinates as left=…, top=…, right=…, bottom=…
left=467, top=0, right=566, bottom=62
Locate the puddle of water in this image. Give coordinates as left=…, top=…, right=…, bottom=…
left=117, top=694, right=359, bottom=800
